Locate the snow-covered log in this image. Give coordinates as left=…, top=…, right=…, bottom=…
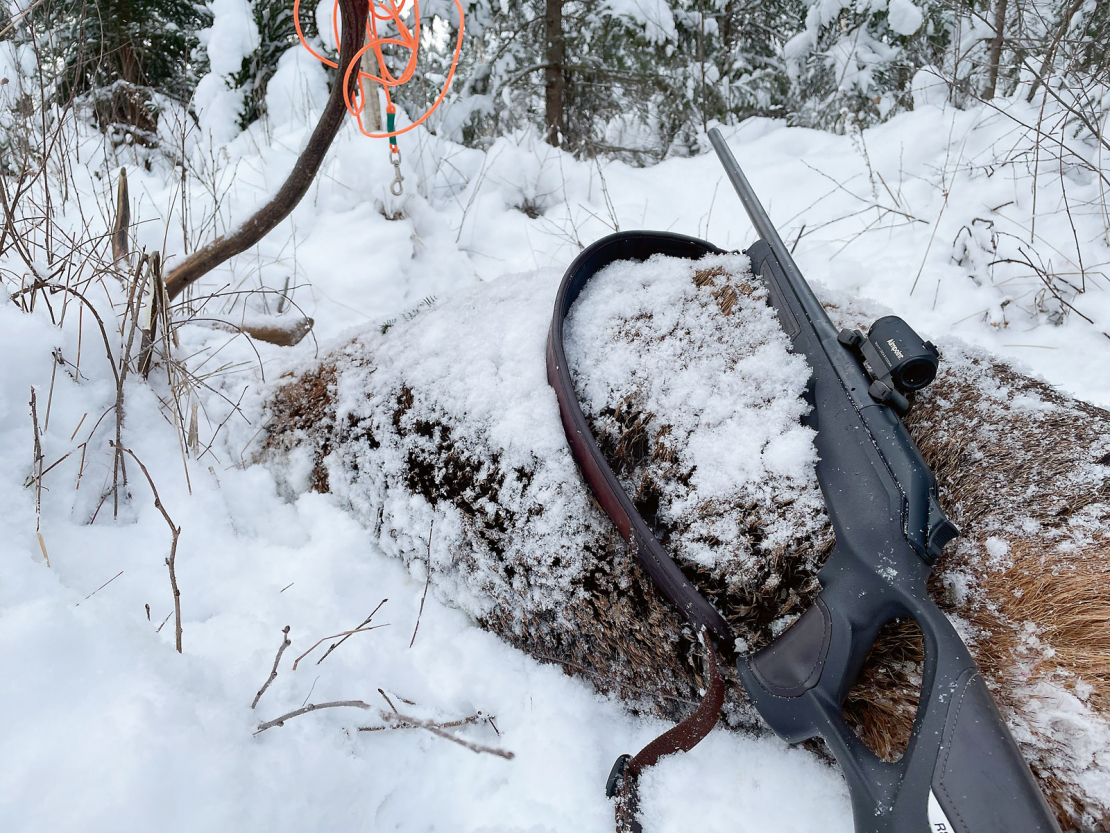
left=262, top=254, right=1110, bottom=832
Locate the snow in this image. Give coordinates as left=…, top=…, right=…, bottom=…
left=887, top=0, right=924, bottom=36
left=0, top=275, right=852, bottom=830
left=565, top=254, right=823, bottom=568
left=199, top=0, right=258, bottom=77
left=193, top=0, right=259, bottom=142
left=321, top=267, right=598, bottom=621
left=265, top=48, right=331, bottom=130
left=911, top=65, right=948, bottom=108
left=2, top=35, right=1110, bottom=832
left=602, top=0, right=678, bottom=44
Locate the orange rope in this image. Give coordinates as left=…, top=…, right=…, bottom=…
left=293, top=0, right=464, bottom=142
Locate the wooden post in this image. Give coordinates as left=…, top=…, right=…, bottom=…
left=111, top=167, right=130, bottom=265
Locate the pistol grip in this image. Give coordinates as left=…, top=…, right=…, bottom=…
left=739, top=590, right=1061, bottom=833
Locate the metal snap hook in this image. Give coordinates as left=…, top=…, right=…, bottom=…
left=389, top=149, right=404, bottom=197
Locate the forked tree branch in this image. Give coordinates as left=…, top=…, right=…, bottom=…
left=163, top=0, right=369, bottom=301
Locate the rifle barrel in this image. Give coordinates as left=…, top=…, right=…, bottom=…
left=707, top=127, right=837, bottom=338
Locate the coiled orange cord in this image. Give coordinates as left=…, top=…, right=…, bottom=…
left=293, top=0, right=464, bottom=143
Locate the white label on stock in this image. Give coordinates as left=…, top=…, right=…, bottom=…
left=928, top=789, right=956, bottom=833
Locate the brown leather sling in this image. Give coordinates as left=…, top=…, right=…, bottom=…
left=545, top=231, right=734, bottom=833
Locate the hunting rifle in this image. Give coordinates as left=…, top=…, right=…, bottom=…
left=545, top=126, right=1061, bottom=833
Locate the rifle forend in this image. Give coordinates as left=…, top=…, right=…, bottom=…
left=708, top=126, right=1061, bottom=833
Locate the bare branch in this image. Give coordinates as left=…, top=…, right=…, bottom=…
left=163, top=0, right=370, bottom=301
left=291, top=625, right=389, bottom=671
left=114, top=444, right=183, bottom=653
left=316, top=598, right=388, bottom=666
left=254, top=700, right=375, bottom=734
left=78, top=570, right=124, bottom=604
left=252, top=625, right=291, bottom=709
left=410, top=520, right=434, bottom=648
left=359, top=712, right=481, bottom=732
left=29, top=387, right=43, bottom=533
left=379, top=711, right=515, bottom=760
left=255, top=701, right=515, bottom=759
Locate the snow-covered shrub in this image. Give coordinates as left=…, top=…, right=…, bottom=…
left=782, top=0, right=957, bottom=130
left=15, top=0, right=211, bottom=145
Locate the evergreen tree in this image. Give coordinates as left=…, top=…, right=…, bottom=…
left=189, top=0, right=1110, bottom=158
left=33, top=0, right=211, bottom=139
left=232, top=0, right=320, bottom=129
left=781, top=0, right=957, bottom=131
left=439, top=0, right=797, bottom=159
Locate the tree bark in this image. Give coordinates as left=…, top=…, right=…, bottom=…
left=984, top=0, right=1008, bottom=100
left=544, top=0, right=565, bottom=146
left=164, top=0, right=370, bottom=302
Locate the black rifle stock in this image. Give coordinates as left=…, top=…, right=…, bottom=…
left=708, top=127, right=1060, bottom=833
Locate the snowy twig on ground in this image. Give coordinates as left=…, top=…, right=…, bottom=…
left=255, top=700, right=514, bottom=759
left=378, top=712, right=515, bottom=760
left=358, top=711, right=481, bottom=733
left=378, top=688, right=404, bottom=714
left=372, top=689, right=498, bottom=737
left=254, top=700, right=375, bottom=734
left=251, top=625, right=291, bottom=709
left=315, top=598, right=388, bottom=666
left=291, top=625, right=389, bottom=671
left=115, top=444, right=183, bottom=653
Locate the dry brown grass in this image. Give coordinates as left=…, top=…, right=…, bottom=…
left=266, top=364, right=338, bottom=493
left=989, top=542, right=1110, bottom=706
left=856, top=356, right=1110, bottom=830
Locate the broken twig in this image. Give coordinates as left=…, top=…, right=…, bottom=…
left=378, top=711, right=514, bottom=760
left=255, top=701, right=514, bottom=759
left=254, top=699, right=375, bottom=734
left=252, top=625, right=292, bottom=709
left=358, top=712, right=481, bottom=733
left=115, top=443, right=183, bottom=652
left=291, top=625, right=389, bottom=671
left=316, top=598, right=388, bottom=666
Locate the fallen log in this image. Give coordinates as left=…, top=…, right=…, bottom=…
left=261, top=255, right=1110, bottom=832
